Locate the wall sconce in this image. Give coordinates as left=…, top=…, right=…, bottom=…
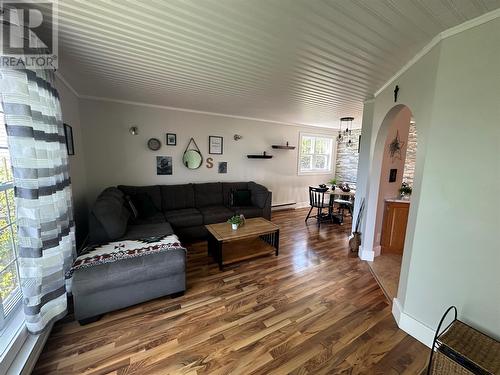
left=129, top=126, right=139, bottom=135
left=234, top=134, right=242, bottom=141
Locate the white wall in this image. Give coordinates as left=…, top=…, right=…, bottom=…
left=55, top=77, right=89, bottom=247
left=78, top=99, right=338, bottom=208
left=404, top=17, right=500, bottom=339
left=357, top=16, right=500, bottom=342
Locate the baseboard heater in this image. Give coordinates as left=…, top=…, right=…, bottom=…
left=272, top=202, right=296, bottom=208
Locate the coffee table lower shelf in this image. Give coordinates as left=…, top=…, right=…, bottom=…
left=207, top=234, right=279, bottom=270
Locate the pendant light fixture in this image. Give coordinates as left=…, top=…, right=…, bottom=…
left=338, top=117, right=354, bottom=147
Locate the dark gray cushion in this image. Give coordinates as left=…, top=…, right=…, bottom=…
left=232, top=206, right=263, bottom=218
left=130, top=193, right=159, bottom=218
left=130, top=212, right=167, bottom=225
left=101, top=187, right=124, bottom=200
left=194, top=183, right=223, bottom=207
left=118, top=185, right=162, bottom=211
left=164, top=208, right=203, bottom=228
left=199, top=206, right=234, bottom=224
left=92, top=195, right=130, bottom=240
left=161, top=184, right=195, bottom=210
left=248, top=181, right=269, bottom=209
left=222, top=182, right=249, bottom=206
left=119, top=222, right=174, bottom=240
left=73, top=247, right=185, bottom=295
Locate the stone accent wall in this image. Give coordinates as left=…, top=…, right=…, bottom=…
left=334, top=124, right=416, bottom=189
left=335, top=129, right=361, bottom=189
left=403, top=122, right=417, bottom=186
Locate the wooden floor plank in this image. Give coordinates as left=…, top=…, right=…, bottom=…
left=33, top=208, right=429, bottom=374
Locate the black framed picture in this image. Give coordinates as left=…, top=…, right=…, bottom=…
left=218, top=162, right=227, bottom=174
left=63, top=123, right=74, bottom=155
left=389, top=168, right=397, bottom=183
left=157, top=156, right=173, bottom=175
left=209, top=136, right=223, bottom=155
left=166, top=133, right=177, bottom=146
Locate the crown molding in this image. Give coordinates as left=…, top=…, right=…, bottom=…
left=374, top=8, right=500, bottom=97
left=78, top=94, right=344, bottom=130
left=54, top=73, right=347, bottom=130
left=54, top=71, right=80, bottom=98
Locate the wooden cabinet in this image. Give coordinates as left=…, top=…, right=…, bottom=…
left=381, top=201, right=410, bottom=254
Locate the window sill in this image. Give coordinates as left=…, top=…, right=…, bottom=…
left=297, top=170, right=333, bottom=176
left=0, top=309, right=51, bottom=375
left=0, top=308, right=28, bottom=374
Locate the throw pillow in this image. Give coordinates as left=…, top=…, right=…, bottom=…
left=124, top=195, right=139, bottom=219
left=131, top=193, right=158, bottom=218
left=232, top=189, right=252, bottom=207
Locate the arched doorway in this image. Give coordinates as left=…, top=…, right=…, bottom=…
left=361, top=104, right=418, bottom=301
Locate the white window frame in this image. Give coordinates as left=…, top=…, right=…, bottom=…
left=297, top=132, right=336, bottom=176
left=0, top=103, right=26, bottom=374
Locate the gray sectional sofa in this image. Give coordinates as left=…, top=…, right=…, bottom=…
left=89, top=181, right=272, bottom=243
left=72, top=182, right=271, bottom=323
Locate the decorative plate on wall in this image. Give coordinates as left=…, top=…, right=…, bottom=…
left=147, top=138, right=162, bottom=151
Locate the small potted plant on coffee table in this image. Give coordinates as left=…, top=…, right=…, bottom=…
left=228, top=215, right=243, bottom=230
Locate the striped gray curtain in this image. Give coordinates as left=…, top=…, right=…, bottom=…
left=0, top=68, right=76, bottom=334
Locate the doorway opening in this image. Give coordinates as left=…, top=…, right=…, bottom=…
left=367, top=105, right=417, bottom=301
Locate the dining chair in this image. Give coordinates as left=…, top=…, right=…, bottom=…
left=305, top=186, right=331, bottom=226
left=333, top=195, right=354, bottom=224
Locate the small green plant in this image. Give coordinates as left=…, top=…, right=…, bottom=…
left=328, top=178, right=337, bottom=186
left=399, top=182, right=412, bottom=196
left=227, top=215, right=243, bottom=225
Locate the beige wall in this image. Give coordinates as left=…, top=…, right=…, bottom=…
left=55, top=78, right=89, bottom=248
left=78, top=99, right=338, bottom=209
left=356, top=16, right=500, bottom=342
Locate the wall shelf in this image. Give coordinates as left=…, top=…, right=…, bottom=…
left=247, top=152, right=273, bottom=159
left=272, top=142, right=295, bottom=150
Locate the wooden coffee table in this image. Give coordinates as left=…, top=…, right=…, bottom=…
left=206, top=217, right=280, bottom=270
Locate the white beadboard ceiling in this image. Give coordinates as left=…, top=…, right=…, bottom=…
left=53, top=0, right=500, bottom=128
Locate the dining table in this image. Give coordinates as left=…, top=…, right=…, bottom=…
left=324, top=187, right=356, bottom=198
left=322, top=187, right=355, bottom=224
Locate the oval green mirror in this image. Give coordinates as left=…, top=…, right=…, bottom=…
left=183, top=149, right=203, bottom=169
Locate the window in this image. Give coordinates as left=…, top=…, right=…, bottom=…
left=0, top=104, right=21, bottom=330
left=298, top=133, right=335, bottom=175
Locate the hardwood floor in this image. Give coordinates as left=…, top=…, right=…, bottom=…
left=33, top=208, right=429, bottom=375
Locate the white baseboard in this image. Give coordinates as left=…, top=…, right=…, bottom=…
left=392, top=298, right=434, bottom=348
left=271, top=202, right=310, bottom=211
left=295, top=201, right=310, bottom=209
left=373, top=245, right=381, bottom=257
left=359, top=245, right=374, bottom=261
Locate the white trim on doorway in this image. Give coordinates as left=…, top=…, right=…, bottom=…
left=358, top=245, right=374, bottom=261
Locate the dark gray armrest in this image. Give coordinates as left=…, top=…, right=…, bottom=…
left=248, top=182, right=272, bottom=220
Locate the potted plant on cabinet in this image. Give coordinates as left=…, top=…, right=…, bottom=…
left=399, top=182, right=412, bottom=199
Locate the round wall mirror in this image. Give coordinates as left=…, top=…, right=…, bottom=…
left=183, top=149, right=203, bottom=169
